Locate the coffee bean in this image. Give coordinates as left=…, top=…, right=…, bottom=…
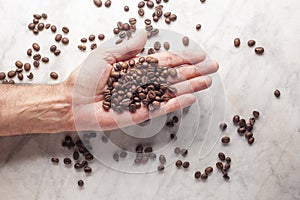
left=144, top=147, right=153, bottom=153
left=157, top=165, right=165, bottom=171
left=216, top=162, right=223, bottom=170
left=2, top=79, right=8, bottom=84
left=49, top=45, right=56, bottom=53
left=32, top=43, right=40, bottom=51
left=174, top=147, right=181, bottom=154
left=147, top=1, right=154, bottom=8
left=42, top=57, right=49, bottom=63
left=200, top=0, right=206, bottom=2
left=163, top=42, right=170, bottom=50
left=253, top=110, right=260, bottom=118
left=37, top=23, right=44, bottom=31
left=195, top=171, right=201, bottom=179
left=219, top=123, right=227, bottom=131
left=274, top=89, right=281, bottom=98
left=33, top=18, right=39, bottom=24
left=15, top=61, right=23, bottom=68
left=104, top=0, right=111, bottom=7
left=84, top=166, right=92, bottom=173
left=73, top=151, right=80, bottom=160
left=165, top=18, right=171, bottom=24
left=33, top=54, right=41, bottom=61
left=93, top=0, right=102, bottom=7
left=91, top=43, right=97, bottom=50
left=27, top=72, right=34, bottom=79
left=246, top=123, right=253, bottom=131
left=164, top=12, right=171, bottom=18
left=218, top=152, right=225, bottom=161
left=159, top=155, right=166, bottom=164
left=63, top=158, right=72, bottom=165
left=55, top=34, right=62, bottom=42
left=33, top=28, right=39, bottom=35
left=28, top=23, right=35, bottom=30
left=175, top=160, right=182, bottom=168
left=234, top=38, right=240, bottom=47
left=237, top=127, right=246, bottom=134
left=225, top=163, right=230, bottom=170
left=223, top=175, right=230, bottom=180
left=77, top=180, right=84, bottom=187
left=51, top=25, right=57, bottom=33
left=62, top=37, right=69, bottom=45
left=0, top=72, right=6, bottom=80
left=8, top=80, right=14, bottom=84
left=50, top=72, right=58, bottom=79
left=221, top=169, right=228, bottom=176
left=85, top=153, right=94, bottom=161
left=170, top=14, right=177, bottom=21
left=51, top=158, right=59, bottom=164
left=89, top=34, right=96, bottom=41
left=201, top=173, right=208, bottom=180
left=196, top=24, right=201, bottom=30
left=74, top=162, right=82, bottom=170
left=7, top=70, right=16, bottom=78
left=129, top=18, right=137, bottom=25
left=138, top=8, right=145, bottom=16
left=181, top=149, right=188, bottom=156
left=124, top=6, right=129, bottom=11
left=156, top=0, right=162, bottom=3
left=78, top=45, right=87, bottom=51
left=27, top=49, right=33, bottom=56
left=33, top=14, right=41, bottom=19
left=226, top=157, right=231, bottom=163
left=255, top=47, right=264, bottom=55
left=16, top=68, right=23, bottom=73
left=239, top=119, right=246, bottom=127
left=17, top=73, right=23, bottom=81
left=112, top=153, right=119, bottom=162
left=182, top=161, right=190, bottom=168
left=221, top=136, right=230, bottom=144
left=113, top=28, right=120, bottom=35
left=248, top=40, right=256, bottom=47
left=205, top=166, right=213, bottom=174
left=54, top=49, right=61, bottom=56
left=81, top=161, right=88, bottom=168
left=233, top=115, right=240, bottom=124
left=182, top=36, right=189, bottom=46
left=98, top=34, right=105, bottom=40
left=41, top=13, right=47, bottom=19
left=163, top=0, right=169, bottom=2
left=248, top=137, right=255, bottom=145
left=62, top=26, right=69, bottom=34
left=138, top=1, right=145, bottom=8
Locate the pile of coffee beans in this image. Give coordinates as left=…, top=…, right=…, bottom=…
left=102, top=56, right=177, bottom=113
left=234, top=38, right=265, bottom=55
left=216, top=152, right=231, bottom=180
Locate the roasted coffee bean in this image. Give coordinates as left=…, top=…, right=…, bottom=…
left=225, top=163, right=231, bottom=170
left=138, top=8, right=145, bottom=16
left=164, top=12, right=171, bottom=18
left=182, top=161, right=190, bottom=169
left=28, top=23, right=35, bottom=30
left=33, top=18, right=39, bottom=24
left=41, top=13, right=47, bottom=19
left=170, top=14, right=177, bottom=21
left=73, top=151, right=80, bottom=160
left=221, top=136, right=230, bottom=144
left=8, top=80, right=14, bottom=84
left=50, top=45, right=57, bottom=52
left=84, top=166, right=92, bottom=173
left=156, top=0, right=162, bottom=3
left=129, top=18, right=137, bottom=26
left=55, top=34, right=62, bottom=42
left=252, top=110, right=260, bottom=118
left=33, top=14, right=41, bottom=19
left=226, top=157, right=231, bottom=163
left=113, top=28, right=120, bottom=35
left=104, top=0, right=111, bottom=7
left=239, top=119, right=246, bottom=127
left=138, top=1, right=145, bottom=8
left=234, top=38, right=241, bottom=47
left=157, top=165, right=165, bottom=171
left=124, top=6, right=129, bottom=12
left=51, top=158, right=59, bottom=164
left=27, top=72, right=34, bottom=79
left=33, top=28, right=39, bottom=35
left=181, top=149, right=188, bottom=156
left=165, top=18, right=171, bottom=24
left=50, top=72, right=58, bottom=79
left=216, top=162, right=223, bottom=170
left=77, top=180, right=84, bottom=187
left=45, top=24, right=50, bottom=29
left=205, top=166, right=213, bottom=174
left=237, top=127, right=246, bottom=134
left=170, top=134, right=177, bottom=140
left=145, top=19, right=152, bottom=25
left=196, top=24, right=201, bottom=30
left=15, top=61, right=23, bottom=68
left=136, top=145, right=143, bottom=153
left=63, top=158, right=72, bottom=165
left=163, top=0, right=169, bottom=2
left=42, top=57, right=49, bottom=63
left=33, top=53, right=41, bottom=61
left=255, top=47, right=264, bottom=55
left=274, top=89, right=281, bottom=98
left=7, top=70, right=16, bottom=78
left=89, top=34, right=96, bottom=41
left=2, top=79, right=8, bottom=84
left=74, top=162, right=82, bottom=170
left=159, top=155, right=166, bottom=164
left=221, top=169, right=228, bottom=176
left=223, top=175, right=230, bottom=180
left=174, top=147, right=181, bottom=154
left=195, top=171, right=201, bottom=179
left=17, top=73, right=23, bottom=81
left=233, top=115, right=240, bottom=124
left=37, top=23, right=44, bottom=31
left=248, top=137, right=255, bottom=145
left=163, top=42, right=170, bottom=50
left=54, top=49, right=61, bottom=56
left=78, top=45, right=87, bottom=51
left=32, top=43, right=40, bottom=51
left=85, top=153, right=94, bottom=161
left=153, top=41, right=161, bottom=51
left=16, top=68, right=23, bottom=73
left=98, top=34, right=105, bottom=40
left=248, top=40, right=256, bottom=47
left=62, top=37, right=69, bottom=45
left=218, top=152, right=226, bottom=161
left=201, top=173, right=208, bottom=180
left=144, top=147, right=153, bottom=153
left=175, top=160, right=182, bottom=168
left=81, top=161, right=88, bottom=168
left=0, top=72, right=6, bottom=80
left=51, top=25, right=57, bottom=33
left=91, top=43, right=97, bottom=50
left=246, top=123, right=253, bottom=131
left=147, top=1, right=154, bottom=8
left=119, top=31, right=126, bottom=39
left=182, top=36, right=189, bottom=46
left=219, top=123, right=227, bottom=131
left=62, top=26, right=69, bottom=34
left=94, top=0, right=102, bottom=7
left=27, top=48, right=33, bottom=56
left=200, top=0, right=206, bottom=2
left=81, top=38, right=87, bottom=43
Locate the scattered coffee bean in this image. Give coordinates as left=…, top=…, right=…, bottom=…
left=124, top=6, right=129, bottom=12
left=234, top=38, right=241, bottom=47
left=239, top=119, right=246, bottom=127
left=0, top=72, right=6, bottom=80
left=8, top=80, right=14, bottom=84
left=89, top=34, right=96, bottom=41
left=200, top=173, right=208, bottom=180
left=221, top=136, right=230, bottom=144
left=62, top=37, right=69, bottom=45
left=91, top=43, right=97, bottom=50
left=175, top=160, right=183, bottom=168
left=51, top=158, right=59, bottom=164
left=225, top=157, right=231, bottom=163
left=85, top=153, right=94, bottom=161
left=170, top=14, right=177, bottom=21
left=113, top=153, right=119, bottom=162
left=144, top=147, right=153, bottom=153
left=54, top=49, right=61, bottom=56
left=154, top=41, right=161, bottom=50
left=224, top=163, right=231, bottom=170
left=16, top=68, right=23, bottom=73
left=195, top=171, right=201, bottom=179
left=182, top=36, right=189, bottom=46
left=84, top=166, right=92, bottom=173
left=55, top=34, right=62, bottom=42
left=78, top=45, right=87, bottom=51
left=138, top=8, right=145, bottom=16
left=33, top=61, right=40, bottom=68
left=42, top=57, right=49, bottom=63
left=252, top=111, right=260, bottom=118
left=93, top=0, right=102, bottom=7
left=41, top=13, right=47, bottom=19
left=255, top=47, right=264, bottom=55
left=104, top=0, right=111, bottom=7
left=216, top=162, right=223, bottom=170
left=221, top=169, right=228, bottom=176
left=233, top=115, right=240, bottom=124
left=27, top=72, right=34, bottom=79
left=196, top=24, right=201, bottom=30
left=50, top=72, right=58, bottom=79
left=218, top=152, right=226, bottom=161
left=200, top=0, right=206, bottom=2
left=274, top=89, right=281, bottom=98
left=163, top=42, right=170, bottom=50
left=33, top=14, right=41, bottom=19
left=7, top=70, right=16, bottom=78
left=63, top=158, right=72, bottom=165
left=37, top=23, right=44, bottom=31
left=33, top=18, right=39, bottom=24
left=157, top=165, right=165, bottom=171
left=27, top=49, right=33, bottom=56
left=248, top=137, right=255, bottom=145
left=246, top=123, right=253, bottom=131
left=81, top=38, right=87, bottom=43
left=219, top=123, right=227, bottom=131
left=205, top=166, right=213, bottom=175
left=98, top=34, right=105, bottom=40
left=182, top=161, right=190, bottom=168
left=138, top=1, right=145, bottom=8
left=15, top=61, right=23, bottom=68
left=33, top=53, right=41, bottom=61
left=73, top=151, right=80, bottom=160
left=51, top=25, right=57, bottom=33
left=223, top=174, right=230, bottom=180
left=147, top=1, right=154, bottom=8
left=17, top=73, right=23, bottom=81
left=248, top=40, right=256, bottom=47
left=28, top=23, right=35, bottom=30
left=62, top=26, right=69, bottom=34
left=32, top=43, right=40, bottom=51
left=174, top=147, right=181, bottom=154
left=181, top=149, right=188, bottom=156
left=237, top=127, right=246, bottom=134
left=77, top=180, right=84, bottom=187
left=50, top=45, right=57, bottom=52
left=2, top=79, right=8, bottom=84
left=159, top=155, right=166, bottom=164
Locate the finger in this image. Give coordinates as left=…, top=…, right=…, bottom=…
left=167, top=59, right=219, bottom=84
left=93, top=31, right=147, bottom=64
left=171, top=76, right=212, bottom=96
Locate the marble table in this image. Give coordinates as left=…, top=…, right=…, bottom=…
left=0, top=0, right=299, bottom=199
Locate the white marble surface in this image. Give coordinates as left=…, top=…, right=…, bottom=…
left=0, top=0, right=300, bottom=200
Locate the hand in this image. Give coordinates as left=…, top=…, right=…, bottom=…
left=64, top=31, right=219, bottom=132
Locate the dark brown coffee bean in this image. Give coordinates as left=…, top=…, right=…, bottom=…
left=181, top=149, right=188, bottom=156
left=156, top=0, right=162, bottom=3
left=248, top=137, right=255, bottom=145
left=201, top=173, right=208, bottom=180
left=218, top=152, right=225, bottom=161
left=33, top=14, right=41, bottom=19
left=77, top=180, right=84, bottom=187
left=216, top=162, right=223, bottom=170
left=196, top=24, right=201, bottom=30
left=165, top=18, right=171, bottom=24
left=62, top=37, right=69, bottom=45
left=33, top=28, right=39, bottom=35
left=2, top=79, right=8, bottom=84
left=63, top=158, right=72, bottom=165
left=50, top=45, right=57, bottom=52
left=163, top=42, right=170, bottom=50
left=129, top=18, right=137, bottom=25
left=239, top=119, right=246, bottom=127
left=78, top=45, right=87, bottom=51
left=200, top=0, right=206, bottom=2
left=55, top=34, right=62, bottom=42
left=205, top=166, right=213, bottom=174
left=255, top=47, right=264, bottom=55
left=81, top=38, right=87, bottom=43
left=28, top=23, right=35, bottom=30
left=153, top=15, right=159, bottom=22
left=144, top=18, right=152, bottom=25
left=274, top=89, right=281, bottom=98
left=62, top=26, right=69, bottom=34
left=138, top=1, right=145, bottom=8
left=8, top=80, right=14, bottom=84
left=0, top=72, right=6, bottom=80
left=33, top=54, right=41, bottom=61
left=182, top=161, right=190, bottom=168
left=219, top=123, right=227, bottom=131
left=157, top=165, right=165, bottom=171
left=221, top=169, right=228, bottom=176
left=7, top=70, right=16, bottom=78
left=91, top=43, right=97, bottom=50
left=74, top=162, right=82, bottom=170
left=233, top=115, right=240, bottom=124
left=163, top=0, right=169, bottom=2
left=51, top=158, right=59, bottom=164
left=122, top=23, right=130, bottom=31
left=33, top=18, right=39, bottom=24
left=33, top=61, right=39, bottom=68
left=138, top=8, right=145, bottom=16
left=237, top=127, right=246, bottom=134
left=234, top=38, right=241, bottom=47
left=223, top=175, right=230, bottom=180
left=85, top=153, right=94, bottom=161
left=113, top=28, right=120, bottom=34
left=144, top=147, right=153, bottom=153
left=98, top=34, right=105, bottom=40
left=182, top=36, right=189, bottom=46
left=124, top=6, right=129, bottom=11
left=17, top=73, right=23, bottom=81
left=27, top=72, right=34, bottom=79
left=42, top=57, right=49, bottom=63
left=27, top=49, right=33, bottom=56
left=170, top=14, right=177, bottom=21
left=50, top=72, right=58, bottom=79
left=104, top=0, right=111, bottom=7
left=45, top=24, right=50, bottom=29
left=221, top=136, right=230, bottom=144
left=246, top=123, right=253, bottom=131
left=84, top=166, right=92, bottom=173
left=41, top=13, right=47, bottom=19
left=253, top=110, right=260, bottom=118
left=32, top=43, right=40, bottom=51
left=37, top=23, right=44, bottom=31
left=226, top=157, right=231, bottom=163
left=224, top=163, right=230, bottom=170
left=159, top=155, right=166, bottom=164
left=93, top=0, right=102, bottom=7
left=248, top=40, right=256, bottom=47
left=175, top=160, right=182, bottom=168
left=16, top=68, right=23, bottom=73
left=73, top=151, right=80, bottom=160
left=89, top=34, right=96, bottom=41
left=147, top=1, right=154, bottom=8
left=15, top=61, right=23, bottom=68
left=195, top=171, right=201, bottom=179
left=51, top=25, right=57, bottom=33
left=54, top=49, right=61, bottom=56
